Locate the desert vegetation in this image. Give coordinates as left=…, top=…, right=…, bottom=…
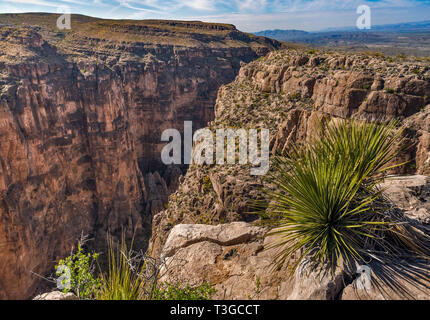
left=261, top=119, right=430, bottom=296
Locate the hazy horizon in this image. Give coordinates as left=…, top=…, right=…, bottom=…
left=0, top=0, right=429, bottom=32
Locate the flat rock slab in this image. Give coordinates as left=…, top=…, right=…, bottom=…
left=161, top=222, right=266, bottom=258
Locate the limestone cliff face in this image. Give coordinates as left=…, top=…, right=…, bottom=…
left=0, top=14, right=281, bottom=299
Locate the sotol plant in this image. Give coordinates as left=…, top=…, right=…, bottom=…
left=261, top=119, right=430, bottom=293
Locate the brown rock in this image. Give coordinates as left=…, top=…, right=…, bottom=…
left=159, top=222, right=295, bottom=300
left=380, top=175, right=430, bottom=224
left=287, top=261, right=348, bottom=300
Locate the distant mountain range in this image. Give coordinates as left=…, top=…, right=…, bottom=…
left=320, top=20, right=430, bottom=33
left=254, top=20, right=430, bottom=40
left=253, top=20, right=430, bottom=56
left=253, top=29, right=310, bottom=41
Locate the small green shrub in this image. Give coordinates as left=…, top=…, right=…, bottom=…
left=384, top=87, right=395, bottom=94
left=288, top=92, right=301, bottom=101
left=55, top=243, right=101, bottom=300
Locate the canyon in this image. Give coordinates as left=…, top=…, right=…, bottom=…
left=0, top=13, right=281, bottom=299
left=1, top=13, right=430, bottom=301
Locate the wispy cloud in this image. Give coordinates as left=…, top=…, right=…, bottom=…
left=0, top=0, right=429, bottom=31
left=235, top=0, right=267, bottom=11
left=183, top=0, right=217, bottom=11
left=270, top=0, right=430, bottom=12
left=2, top=0, right=60, bottom=7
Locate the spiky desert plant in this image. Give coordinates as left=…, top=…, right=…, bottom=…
left=97, top=235, right=150, bottom=300
left=315, top=120, right=405, bottom=188
left=263, top=119, right=430, bottom=278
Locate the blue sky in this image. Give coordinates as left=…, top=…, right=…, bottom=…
left=0, top=0, right=429, bottom=32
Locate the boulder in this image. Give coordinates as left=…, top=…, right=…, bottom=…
left=33, top=291, right=78, bottom=301
left=381, top=175, right=430, bottom=224
left=159, top=222, right=295, bottom=300
left=287, top=261, right=348, bottom=300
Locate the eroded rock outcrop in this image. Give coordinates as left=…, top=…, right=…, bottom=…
left=152, top=50, right=430, bottom=249
left=160, top=214, right=430, bottom=300
left=159, top=224, right=349, bottom=300
left=380, top=175, right=430, bottom=224
left=159, top=222, right=295, bottom=300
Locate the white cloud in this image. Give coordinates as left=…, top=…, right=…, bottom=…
left=2, top=0, right=60, bottom=7
left=0, top=4, right=22, bottom=13
left=270, top=0, right=428, bottom=13
left=235, top=0, right=267, bottom=11
left=197, top=5, right=430, bottom=32
left=58, top=0, right=89, bottom=5
left=182, top=0, right=217, bottom=11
